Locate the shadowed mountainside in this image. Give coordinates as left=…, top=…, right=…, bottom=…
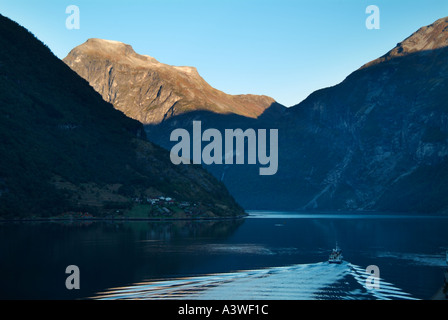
left=0, top=14, right=244, bottom=218
left=277, top=17, right=448, bottom=213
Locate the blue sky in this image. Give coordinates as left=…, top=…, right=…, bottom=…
left=0, top=0, right=447, bottom=106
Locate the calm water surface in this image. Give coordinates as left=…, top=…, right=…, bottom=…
left=0, top=212, right=447, bottom=300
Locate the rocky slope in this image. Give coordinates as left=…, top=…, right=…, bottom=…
left=0, top=14, right=243, bottom=218
left=363, top=16, right=448, bottom=68
left=63, top=38, right=278, bottom=124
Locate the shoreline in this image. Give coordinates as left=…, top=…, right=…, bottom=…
left=0, top=214, right=249, bottom=223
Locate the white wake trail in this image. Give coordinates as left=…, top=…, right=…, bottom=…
left=94, top=262, right=348, bottom=300
left=93, top=261, right=418, bottom=300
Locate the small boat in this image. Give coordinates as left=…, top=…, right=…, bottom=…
left=328, top=243, right=343, bottom=264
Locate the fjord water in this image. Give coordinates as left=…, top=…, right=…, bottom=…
left=0, top=212, right=447, bottom=300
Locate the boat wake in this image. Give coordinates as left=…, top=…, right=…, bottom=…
left=93, top=261, right=418, bottom=300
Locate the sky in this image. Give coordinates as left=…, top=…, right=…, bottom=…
left=0, top=0, right=447, bottom=107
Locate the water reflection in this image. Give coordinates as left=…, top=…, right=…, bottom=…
left=0, top=219, right=244, bottom=300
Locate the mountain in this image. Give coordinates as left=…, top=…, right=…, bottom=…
left=63, top=16, right=448, bottom=214
left=278, top=16, right=448, bottom=213
left=145, top=16, right=448, bottom=214
left=0, top=14, right=244, bottom=219
left=363, top=16, right=448, bottom=68
left=63, top=38, right=280, bottom=125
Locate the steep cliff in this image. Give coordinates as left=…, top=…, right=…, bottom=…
left=280, top=16, right=448, bottom=213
